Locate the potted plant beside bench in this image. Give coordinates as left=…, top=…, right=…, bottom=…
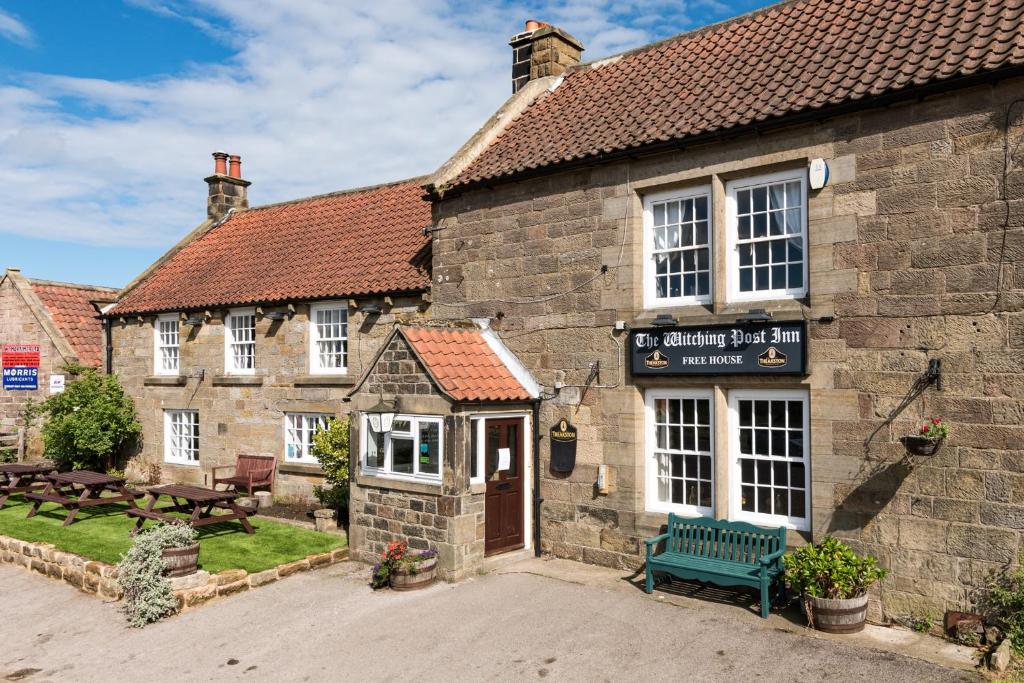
left=784, top=536, right=888, bottom=633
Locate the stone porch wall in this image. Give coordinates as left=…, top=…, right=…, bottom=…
left=431, top=76, right=1024, bottom=621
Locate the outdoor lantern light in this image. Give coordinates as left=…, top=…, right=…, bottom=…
left=184, top=315, right=205, bottom=327
left=366, top=397, right=399, bottom=433
left=264, top=311, right=287, bottom=321
left=360, top=303, right=383, bottom=315
left=737, top=308, right=773, bottom=323
left=651, top=313, right=678, bottom=327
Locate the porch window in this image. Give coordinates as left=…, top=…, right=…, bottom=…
left=309, top=302, right=348, bottom=374
left=285, top=413, right=331, bottom=464
left=164, top=409, right=199, bottom=465
left=726, top=171, right=807, bottom=302
left=225, top=308, right=256, bottom=374
left=643, top=186, right=712, bottom=307
left=361, top=414, right=442, bottom=482
left=729, top=389, right=809, bottom=530
left=154, top=314, right=179, bottom=375
left=645, top=389, right=714, bottom=516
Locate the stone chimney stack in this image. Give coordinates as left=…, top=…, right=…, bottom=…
left=205, top=151, right=250, bottom=221
left=509, top=20, right=584, bottom=94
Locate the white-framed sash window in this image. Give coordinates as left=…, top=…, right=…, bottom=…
left=154, top=314, right=180, bottom=375
left=225, top=308, right=256, bottom=375
left=644, top=389, right=715, bottom=516
left=285, top=413, right=331, bottom=464
left=643, top=186, right=713, bottom=308
left=728, top=389, right=810, bottom=530
left=725, top=170, right=808, bottom=302
left=309, top=302, right=348, bottom=374
left=164, top=409, right=199, bottom=465
left=361, top=414, right=442, bottom=483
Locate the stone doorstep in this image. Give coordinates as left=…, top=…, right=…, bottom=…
left=0, top=534, right=350, bottom=614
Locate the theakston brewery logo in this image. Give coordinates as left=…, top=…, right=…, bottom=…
left=757, top=346, right=788, bottom=368
left=551, top=420, right=577, bottom=441
left=644, top=350, right=670, bottom=369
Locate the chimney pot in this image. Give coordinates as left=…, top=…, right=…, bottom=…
left=525, top=19, right=541, bottom=31
left=228, top=154, right=242, bottom=179
left=212, top=151, right=228, bottom=175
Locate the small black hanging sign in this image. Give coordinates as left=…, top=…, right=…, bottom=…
left=550, top=419, right=578, bottom=473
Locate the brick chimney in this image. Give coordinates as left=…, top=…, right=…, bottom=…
left=205, top=151, right=250, bottom=221
left=509, top=20, right=583, bottom=94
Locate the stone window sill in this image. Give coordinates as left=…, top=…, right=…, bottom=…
left=143, top=375, right=187, bottom=387
left=212, top=374, right=264, bottom=387
left=278, top=462, right=325, bottom=476
left=292, top=375, right=356, bottom=387
left=355, top=470, right=441, bottom=497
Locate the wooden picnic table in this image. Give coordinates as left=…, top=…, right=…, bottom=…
left=0, top=463, right=56, bottom=507
left=25, top=470, right=143, bottom=527
left=126, top=484, right=256, bottom=536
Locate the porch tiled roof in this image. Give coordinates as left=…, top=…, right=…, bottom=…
left=401, top=327, right=533, bottom=402
left=112, top=179, right=431, bottom=315
left=449, top=0, right=1024, bottom=188
left=30, top=282, right=117, bottom=367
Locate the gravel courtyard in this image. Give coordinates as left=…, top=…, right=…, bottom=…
left=0, top=560, right=977, bottom=682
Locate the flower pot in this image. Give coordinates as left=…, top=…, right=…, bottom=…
left=901, top=435, right=944, bottom=456
left=389, top=557, right=437, bottom=591
left=805, top=593, right=868, bottom=634
left=162, top=543, right=200, bottom=578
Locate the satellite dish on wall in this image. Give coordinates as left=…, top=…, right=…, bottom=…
left=809, top=158, right=830, bottom=190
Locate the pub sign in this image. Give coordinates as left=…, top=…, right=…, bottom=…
left=549, top=419, right=578, bottom=473
left=629, top=321, right=807, bottom=376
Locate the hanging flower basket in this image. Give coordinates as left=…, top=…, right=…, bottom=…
left=901, top=435, right=944, bottom=456
left=902, top=418, right=949, bottom=456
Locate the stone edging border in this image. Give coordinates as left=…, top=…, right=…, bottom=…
left=0, top=534, right=349, bottom=611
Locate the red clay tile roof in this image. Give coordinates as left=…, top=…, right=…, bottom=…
left=113, top=179, right=431, bottom=315
left=451, top=0, right=1024, bottom=188
left=401, top=327, right=532, bottom=402
left=30, top=282, right=117, bottom=367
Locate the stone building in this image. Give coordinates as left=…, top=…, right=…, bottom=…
left=0, top=268, right=117, bottom=457
left=105, top=155, right=432, bottom=499
left=343, top=0, right=1024, bottom=622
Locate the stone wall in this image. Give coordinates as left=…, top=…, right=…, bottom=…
left=109, top=297, right=427, bottom=501
left=0, top=275, right=70, bottom=458
left=430, top=76, right=1024, bottom=621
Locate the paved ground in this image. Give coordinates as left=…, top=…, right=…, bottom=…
left=0, top=560, right=978, bottom=682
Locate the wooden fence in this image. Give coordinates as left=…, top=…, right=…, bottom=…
left=0, top=428, right=24, bottom=462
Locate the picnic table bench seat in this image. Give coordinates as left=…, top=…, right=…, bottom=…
left=644, top=514, right=787, bottom=618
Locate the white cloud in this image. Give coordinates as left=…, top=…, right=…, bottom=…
left=0, top=0, right=724, bottom=248
left=0, top=8, right=33, bottom=47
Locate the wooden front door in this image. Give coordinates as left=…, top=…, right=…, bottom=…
left=484, top=418, right=525, bottom=556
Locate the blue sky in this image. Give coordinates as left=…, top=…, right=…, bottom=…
left=0, top=0, right=774, bottom=288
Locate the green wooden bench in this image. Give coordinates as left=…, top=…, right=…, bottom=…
left=644, top=514, right=787, bottom=618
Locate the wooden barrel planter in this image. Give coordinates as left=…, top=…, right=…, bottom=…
left=162, top=543, right=200, bottom=578
left=806, top=594, right=869, bottom=633
left=390, top=557, right=437, bottom=591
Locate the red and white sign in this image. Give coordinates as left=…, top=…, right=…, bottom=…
left=2, top=344, right=40, bottom=391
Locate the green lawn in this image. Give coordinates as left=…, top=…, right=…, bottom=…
left=0, top=495, right=343, bottom=574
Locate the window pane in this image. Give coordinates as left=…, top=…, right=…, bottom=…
left=392, top=437, right=414, bottom=474
left=418, top=422, right=440, bottom=475
left=365, top=424, right=383, bottom=468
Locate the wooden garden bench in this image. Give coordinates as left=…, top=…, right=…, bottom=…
left=644, top=514, right=787, bottom=618
left=212, top=454, right=277, bottom=495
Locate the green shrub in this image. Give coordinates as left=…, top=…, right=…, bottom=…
left=117, top=522, right=197, bottom=627
left=982, top=560, right=1024, bottom=655
left=0, top=447, right=16, bottom=464
left=28, top=364, right=140, bottom=471
left=311, top=416, right=350, bottom=510
left=784, top=536, right=888, bottom=600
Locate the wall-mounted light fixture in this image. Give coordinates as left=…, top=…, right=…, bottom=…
left=366, top=397, right=400, bottom=433
left=737, top=308, right=773, bottom=323
left=360, top=303, right=383, bottom=315
left=650, top=313, right=678, bottom=327
left=184, top=315, right=205, bottom=327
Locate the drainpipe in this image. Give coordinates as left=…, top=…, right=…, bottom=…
left=104, top=317, right=113, bottom=375
left=532, top=398, right=543, bottom=557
